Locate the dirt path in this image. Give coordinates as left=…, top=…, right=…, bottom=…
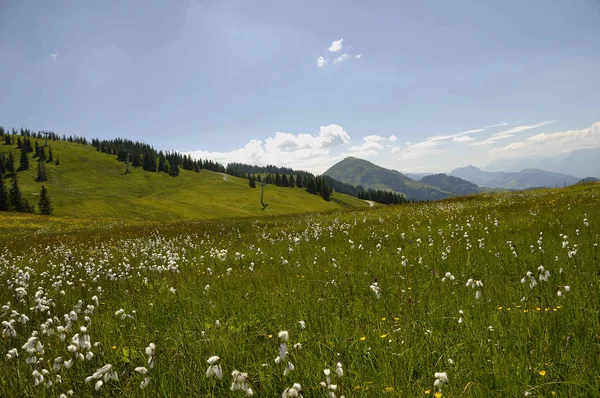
left=218, top=173, right=228, bottom=181
left=364, top=200, right=374, bottom=207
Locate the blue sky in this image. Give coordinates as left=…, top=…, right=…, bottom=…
left=1, top=0, right=599, bottom=173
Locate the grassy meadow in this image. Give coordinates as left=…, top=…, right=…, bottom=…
left=1, top=183, right=599, bottom=397
left=0, top=139, right=368, bottom=221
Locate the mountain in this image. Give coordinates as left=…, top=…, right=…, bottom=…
left=406, top=172, right=434, bottom=180
left=324, top=157, right=458, bottom=200
left=0, top=138, right=368, bottom=220
left=450, top=165, right=580, bottom=190
left=420, top=173, right=484, bottom=196
left=486, top=147, right=600, bottom=178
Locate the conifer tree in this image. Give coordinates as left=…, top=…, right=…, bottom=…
left=38, top=185, right=53, bottom=215
left=169, top=160, right=179, bottom=176
left=55, top=157, right=60, bottom=166
left=39, top=146, right=46, bottom=162
left=288, top=175, right=295, bottom=188
left=0, top=176, right=7, bottom=211
left=47, top=146, right=53, bottom=162
left=8, top=173, right=23, bottom=212
left=18, top=145, right=29, bottom=171
left=249, top=176, right=256, bottom=188
left=6, top=152, right=15, bottom=175
left=4, top=133, right=11, bottom=145
left=36, top=161, right=48, bottom=182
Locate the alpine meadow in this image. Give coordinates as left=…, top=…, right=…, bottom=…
left=1, top=174, right=599, bottom=396
left=2, top=1, right=600, bottom=397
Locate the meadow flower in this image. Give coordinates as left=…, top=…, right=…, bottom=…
left=370, top=282, right=381, bottom=299
left=282, top=383, right=303, bottom=398
left=231, top=370, right=253, bottom=395
left=279, top=331, right=289, bottom=341
left=32, top=369, right=44, bottom=387
left=335, top=362, right=344, bottom=377
left=298, top=320, right=306, bottom=329
left=433, top=371, right=449, bottom=393
left=284, top=362, right=295, bottom=376
left=145, top=343, right=156, bottom=369
left=206, top=356, right=223, bottom=379
left=458, top=310, right=464, bottom=324
left=6, top=348, right=18, bottom=360
left=2, top=320, right=16, bottom=337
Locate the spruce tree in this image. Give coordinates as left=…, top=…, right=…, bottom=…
left=55, top=157, right=60, bottom=166
left=6, top=152, right=15, bottom=175
left=169, top=160, right=179, bottom=177
left=249, top=176, right=256, bottom=188
left=38, top=185, right=53, bottom=215
left=0, top=176, right=7, bottom=211
left=47, top=146, right=53, bottom=162
left=8, top=173, right=23, bottom=212
left=39, top=146, right=46, bottom=162
left=36, top=161, right=48, bottom=182
left=18, top=146, right=29, bottom=171
left=321, top=181, right=331, bottom=201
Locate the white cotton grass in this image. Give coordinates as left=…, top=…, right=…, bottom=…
left=321, top=363, right=344, bottom=398
left=206, top=356, right=223, bottom=379
left=370, top=282, right=381, bottom=299
left=433, top=371, right=449, bottom=394
left=466, top=278, right=483, bottom=299
left=231, top=370, right=253, bottom=396
left=282, top=382, right=303, bottom=397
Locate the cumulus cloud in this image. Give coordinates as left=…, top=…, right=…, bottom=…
left=316, top=56, right=326, bottom=67
left=355, top=54, right=362, bottom=59
left=328, top=39, right=343, bottom=52
left=49, top=52, right=57, bottom=60
left=470, top=121, right=556, bottom=147
left=333, top=54, right=351, bottom=64
left=184, top=124, right=351, bottom=174
left=489, top=121, right=600, bottom=159
left=388, top=134, right=397, bottom=142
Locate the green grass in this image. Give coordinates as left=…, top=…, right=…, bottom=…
left=1, top=139, right=367, bottom=220
left=1, top=183, right=599, bottom=397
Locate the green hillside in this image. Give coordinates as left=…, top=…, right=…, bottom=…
left=0, top=139, right=368, bottom=220
left=324, top=157, right=454, bottom=200
left=419, top=173, right=484, bottom=196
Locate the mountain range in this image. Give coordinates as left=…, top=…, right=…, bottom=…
left=448, top=166, right=581, bottom=190
left=485, top=147, right=600, bottom=178
left=324, top=157, right=486, bottom=200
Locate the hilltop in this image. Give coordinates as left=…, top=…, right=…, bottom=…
left=0, top=137, right=368, bottom=220
left=323, top=157, right=484, bottom=200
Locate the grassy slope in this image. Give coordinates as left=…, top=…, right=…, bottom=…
left=0, top=139, right=368, bottom=220
left=0, top=183, right=599, bottom=396
left=324, top=157, right=454, bottom=199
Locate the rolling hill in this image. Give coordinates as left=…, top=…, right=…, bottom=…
left=0, top=138, right=369, bottom=220
left=450, top=165, right=580, bottom=190
left=419, top=173, right=484, bottom=196
left=324, top=157, right=459, bottom=200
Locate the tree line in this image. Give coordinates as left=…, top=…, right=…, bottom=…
left=247, top=172, right=332, bottom=201
left=0, top=128, right=53, bottom=214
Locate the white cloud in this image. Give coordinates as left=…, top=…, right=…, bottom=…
left=333, top=54, right=350, bottom=64
left=328, top=39, right=343, bottom=52
left=184, top=124, right=351, bottom=174
left=453, top=135, right=475, bottom=143
left=316, top=56, right=326, bottom=67
left=355, top=54, right=362, bottom=59
left=489, top=121, right=600, bottom=159
left=49, top=52, right=57, bottom=60
left=484, top=122, right=508, bottom=128
left=388, top=134, right=397, bottom=142
left=470, top=121, right=556, bottom=147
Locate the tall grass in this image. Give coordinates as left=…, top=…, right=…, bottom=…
left=1, top=184, right=599, bottom=396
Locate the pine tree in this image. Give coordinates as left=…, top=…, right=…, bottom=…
left=169, top=160, right=179, bottom=177
left=8, top=173, right=23, bottom=212
left=18, top=146, right=29, bottom=171
left=281, top=174, right=289, bottom=187
left=6, top=152, right=15, bottom=175
left=47, top=146, right=53, bottom=162
left=0, top=176, right=7, bottom=211
left=36, top=161, right=48, bottom=182
left=249, top=176, right=256, bottom=188
left=38, top=185, right=53, bottom=215
left=33, top=141, right=40, bottom=158
left=288, top=175, right=295, bottom=188
left=17, top=136, right=22, bottom=149
left=39, top=146, right=46, bottom=162
left=321, top=180, right=331, bottom=201
left=4, top=133, right=11, bottom=145
left=55, top=157, right=60, bottom=166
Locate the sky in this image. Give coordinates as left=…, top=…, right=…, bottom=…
left=1, top=0, right=599, bottom=173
